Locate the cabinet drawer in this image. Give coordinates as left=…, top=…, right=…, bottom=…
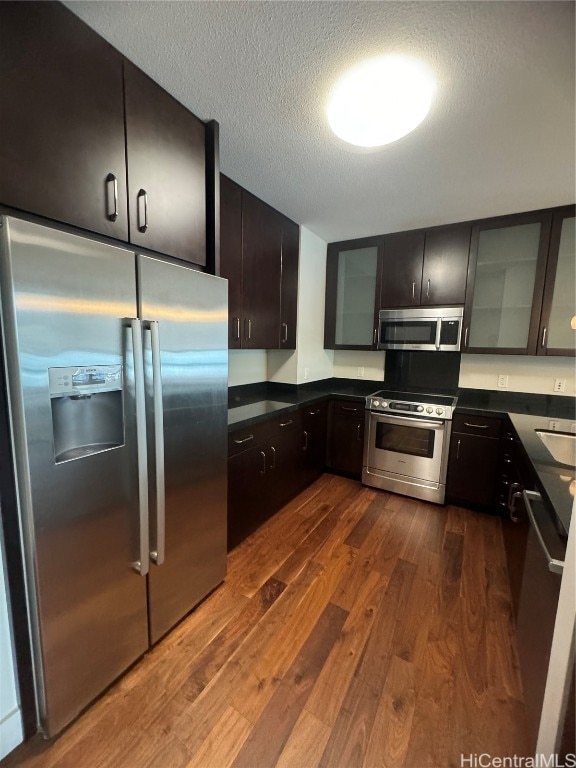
left=228, top=409, right=302, bottom=456
left=331, top=400, right=365, bottom=418
left=452, top=413, right=503, bottom=439
left=228, top=420, right=273, bottom=456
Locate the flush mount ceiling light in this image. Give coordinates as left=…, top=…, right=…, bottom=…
left=327, top=55, right=436, bottom=148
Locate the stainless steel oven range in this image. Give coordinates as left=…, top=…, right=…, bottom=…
left=362, top=390, right=458, bottom=504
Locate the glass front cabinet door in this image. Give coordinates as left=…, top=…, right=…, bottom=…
left=538, top=205, right=576, bottom=357
left=463, top=211, right=553, bottom=355
left=324, top=238, right=382, bottom=349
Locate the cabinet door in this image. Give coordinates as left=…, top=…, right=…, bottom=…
left=538, top=205, right=576, bottom=357
left=446, top=433, right=500, bottom=507
left=421, top=224, right=471, bottom=306
left=328, top=403, right=365, bottom=477
left=302, top=403, right=328, bottom=486
left=227, top=446, right=269, bottom=550
left=463, top=211, right=552, bottom=354
left=0, top=2, right=128, bottom=240
left=242, top=193, right=282, bottom=348
left=267, top=426, right=306, bottom=512
left=124, top=61, right=206, bottom=265
left=280, top=218, right=299, bottom=349
left=324, top=240, right=381, bottom=349
left=220, top=175, right=243, bottom=348
left=380, top=231, right=425, bottom=308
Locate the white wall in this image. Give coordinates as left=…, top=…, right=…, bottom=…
left=228, top=349, right=268, bottom=387
left=459, top=355, right=576, bottom=397
left=0, top=527, right=23, bottom=760
left=333, top=350, right=385, bottom=382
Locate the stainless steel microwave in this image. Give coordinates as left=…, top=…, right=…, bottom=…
left=377, top=306, right=464, bottom=352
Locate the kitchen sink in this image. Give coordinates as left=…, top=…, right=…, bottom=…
left=535, top=430, right=576, bottom=468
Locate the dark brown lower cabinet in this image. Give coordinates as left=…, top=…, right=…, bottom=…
left=446, top=413, right=503, bottom=509
left=301, top=402, right=328, bottom=486
left=227, top=412, right=308, bottom=550
left=326, top=400, right=365, bottom=477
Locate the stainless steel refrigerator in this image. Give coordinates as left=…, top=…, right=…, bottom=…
left=0, top=216, right=228, bottom=737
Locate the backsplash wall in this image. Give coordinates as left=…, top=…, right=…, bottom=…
left=459, top=354, right=576, bottom=397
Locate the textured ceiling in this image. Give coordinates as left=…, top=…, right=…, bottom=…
left=66, top=1, right=575, bottom=243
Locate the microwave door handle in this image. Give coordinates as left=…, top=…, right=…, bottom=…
left=434, top=319, right=441, bottom=350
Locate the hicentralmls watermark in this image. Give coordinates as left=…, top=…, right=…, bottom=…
left=460, top=755, right=576, bottom=768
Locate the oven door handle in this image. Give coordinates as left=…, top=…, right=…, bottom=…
left=368, top=413, right=446, bottom=430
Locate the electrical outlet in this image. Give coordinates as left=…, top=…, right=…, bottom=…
left=357, top=366, right=365, bottom=378
left=497, top=374, right=508, bottom=388
left=553, top=378, right=566, bottom=393
left=304, top=367, right=309, bottom=380
left=549, top=420, right=560, bottom=431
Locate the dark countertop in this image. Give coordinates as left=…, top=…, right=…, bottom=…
left=228, top=379, right=575, bottom=533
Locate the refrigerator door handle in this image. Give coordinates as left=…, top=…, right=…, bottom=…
left=146, top=320, right=165, bottom=566
left=130, top=318, right=150, bottom=576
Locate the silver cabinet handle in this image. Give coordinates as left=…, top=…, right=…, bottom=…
left=280, top=419, right=293, bottom=427
left=373, top=327, right=377, bottom=346
left=106, top=173, right=119, bottom=222
left=282, top=322, right=288, bottom=343
left=464, top=327, right=469, bottom=347
left=137, top=189, right=148, bottom=233
left=507, top=482, right=522, bottom=523
left=233, top=434, right=254, bottom=445
left=130, top=318, right=149, bottom=576
left=356, top=423, right=362, bottom=441
left=341, top=405, right=359, bottom=412
left=146, top=320, right=165, bottom=567
left=426, top=279, right=430, bottom=300
left=308, top=408, right=321, bottom=416
left=523, top=490, right=564, bottom=574
left=233, top=317, right=240, bottom=341
left=303, top=430, right=308, bottom=451
left=456, top=438, right=461, bottom=460
left=464, top=422, right=489, bottom=429
left=412, top=281, right=416, bottom=301
left=259, top=450, right=266, bottom=475
left=541, top=326, right=547, bottom=348
left=270, top=445, right=276, bottom=469
left=246, top=318, right=252, bottom=341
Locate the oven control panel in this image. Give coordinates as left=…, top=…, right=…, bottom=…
left=366, top=394, right=454, bottom=420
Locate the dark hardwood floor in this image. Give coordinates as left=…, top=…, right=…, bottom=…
left=2, top=475, right=529, bottom=768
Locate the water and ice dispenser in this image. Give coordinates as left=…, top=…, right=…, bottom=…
left=49, top=365, right=124, bottom=463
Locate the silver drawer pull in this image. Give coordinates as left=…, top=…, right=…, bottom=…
left=341, top=406, right=359, bottom=412
left=523, top=490, right=564, bottom=574
left=464, top=422, right=489, bottom=429
left=308, top=409, right=320, bottom=416
left=233, top=434, right=254, bottom=444
left=280, top=420, right=293, bottom=427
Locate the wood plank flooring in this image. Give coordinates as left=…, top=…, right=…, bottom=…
left=2, top=475, right=530, bottom=768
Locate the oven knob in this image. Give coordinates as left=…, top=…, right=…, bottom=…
left=372, top=400, right=380, bottom=408
left=417, top=405, right=424, bottom=412
left=426, top=407, right=433, bottom=414
left=381, top=401, right=388, bottom=408
left=436, top=407, right=444, bottom=415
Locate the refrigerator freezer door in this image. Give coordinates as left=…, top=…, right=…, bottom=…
left=138, top=255, right=228, bottom=644
left=0, top=218, right=149, bottom=736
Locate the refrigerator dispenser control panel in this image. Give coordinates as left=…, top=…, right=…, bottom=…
left=49, top=365, right=123, bottom=397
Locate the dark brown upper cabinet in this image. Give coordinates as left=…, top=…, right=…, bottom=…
left=220, top=176, right=243, bottom=349
left=379, top=225, right=471, bottom=309
left=463, top=210, right=553, bottom=355
left=380, top=231, right=425, bottom=307
left=280, top=217, right=299, bottom=349
left=241, top=192, right=283, bottom=349
left=537, top=205, right=576, bottom=357
left=324, top=237, right=382, bottom=350
left=0, top=1, right=129, bottom=240
left=124, top=62, right=206, bottom=265
left=421, top=224, right=471, bottom=306
left=220, top=175, right=299, bottom=350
